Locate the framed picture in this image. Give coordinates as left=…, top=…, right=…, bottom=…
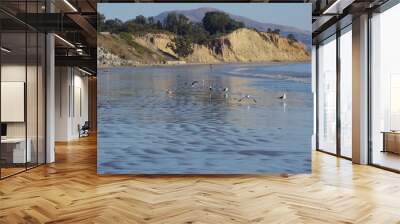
left=97, top=3, right=312, bottom=174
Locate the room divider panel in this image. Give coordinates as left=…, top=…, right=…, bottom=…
left=0, top=0, right=46, bottom=179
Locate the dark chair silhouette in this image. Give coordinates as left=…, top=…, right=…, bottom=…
left=79, top=121, right=90, bottom=138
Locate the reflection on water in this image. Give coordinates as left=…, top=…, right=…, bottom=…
left=98, top=63, right=312, bottom=174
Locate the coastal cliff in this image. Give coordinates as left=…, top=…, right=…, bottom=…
left=98, top=28, right=310, bottom=67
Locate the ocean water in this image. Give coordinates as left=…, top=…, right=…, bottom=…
left=98, top=63, right=313, bottom=174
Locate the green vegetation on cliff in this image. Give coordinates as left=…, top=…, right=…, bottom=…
left=118, top=32, right=148, bottom=54
left=99, top=11, right=253, bottom=57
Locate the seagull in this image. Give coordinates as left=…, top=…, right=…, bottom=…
left=239, top=95, right=257, bottom=103
left=221, top=87, right=229, bottom=98
left=278, top=93, right=287, bottom=100
left=166, top=89, right=174, bottom=95
left=191, top=81, right=199, bottom=87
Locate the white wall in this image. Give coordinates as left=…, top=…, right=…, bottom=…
left=71, top=72, right=89, bottom=138
left=1, top=64, right=26, bottom=81
left=1, top=64, right=42, bottom=138
left=1, top=65, right=26, bottom=139
left=55, top=66, right=70, bottom=141
left=1, top=64, right=26, bottom=167
left=1, top=63, right=46, bottom=164
left=55, top=67, right=89, bottom=141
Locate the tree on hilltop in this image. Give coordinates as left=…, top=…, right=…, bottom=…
left=202, top=11, right=244, bottom=35
left=287, top=33, right=297, bottom=43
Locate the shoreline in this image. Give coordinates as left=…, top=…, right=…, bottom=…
left=98, top=60, right=311, bottom=70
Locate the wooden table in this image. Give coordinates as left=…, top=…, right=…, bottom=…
left=382, top=131, right=400, bottom=154
left=1, top=138, right=31, bottom=164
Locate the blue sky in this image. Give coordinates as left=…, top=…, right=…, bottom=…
left=98, top=3, right=311, bottom=31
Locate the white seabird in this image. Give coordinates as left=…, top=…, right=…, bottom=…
left=278, top=93, right=287, bottom=100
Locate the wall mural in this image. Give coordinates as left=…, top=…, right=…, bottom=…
left=97, top=3, right=313, bottom=174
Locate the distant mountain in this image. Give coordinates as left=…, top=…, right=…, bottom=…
left=153, top=7, right=311, bottom=46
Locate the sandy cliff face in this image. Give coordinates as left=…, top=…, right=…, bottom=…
left=186, top=45, right=220, bottom=63
left=97, top=33, right=166, bottom=67
left=134, top=33, right=178, bottom=59
left=215, top=28, right=310, bottom=62
left=98, top=28, right=310, bottom=66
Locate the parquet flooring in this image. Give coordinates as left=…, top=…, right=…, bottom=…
left=1, top=135, right=400, bottom=223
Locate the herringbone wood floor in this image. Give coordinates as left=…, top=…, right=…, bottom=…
left=1, top=135, right=400, bottom=224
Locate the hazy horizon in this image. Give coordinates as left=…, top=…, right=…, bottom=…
left=98, top=3, right=311, bottom=32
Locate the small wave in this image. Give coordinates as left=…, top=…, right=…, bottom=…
left=255, top=73, right=311, bottom=84
left=227, top=69, right=310, bottom=84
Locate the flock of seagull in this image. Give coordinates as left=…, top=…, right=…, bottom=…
left=165, top=79, right=287, bottom=104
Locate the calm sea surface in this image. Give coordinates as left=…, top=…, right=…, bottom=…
left=98, top=63, right=312, bottom=174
